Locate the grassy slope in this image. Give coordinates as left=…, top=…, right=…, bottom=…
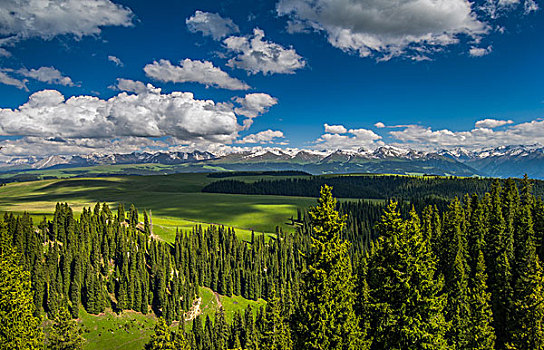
left=0, top=173, right=317, bottom=237
left=79, top=287, right=265, bottom=350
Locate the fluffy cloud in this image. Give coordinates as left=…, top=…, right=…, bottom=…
left=324, top=123, right=347, bottom=134
left=115, top=78, right=147, bottom=94
left=0, top=84, right=239, bottom=140
left=236, top=130, right=285, bottom=144
left=481, top=0, right=538, bottom=18
left=374, top=122, right=386, bottom=128
left=0, top=82, right=279, bottom=156
left=0, top=66, right=74, bottom=88
left=314, top=127, right=383, bottom=150
left=0, top=70, right=27, bottom=90
left=0, top=0, right=133, bottom=44
left=0, top=136, right=166, bottom=158
left=389, top=119, right=544, bottom=149
left=108, top=55, right=123, bottom=66
left=277, top=0, right=490, bottom=60
left=474, top=118, right=513, bottom=128
left=186, top=11, right=239, bottom=40
left=224, top=29, right=306, bottom=75
left=469, top=46, right=493, bottom=57
left=233, top=93, right=278, bottom=128
left=144, top=59, right=250, bottom=90
left=17, top=66, right=74, bottom=86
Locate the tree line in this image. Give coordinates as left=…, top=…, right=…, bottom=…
left=201, top=174, right=544, bottom=202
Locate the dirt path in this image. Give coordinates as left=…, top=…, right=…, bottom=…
left=213, top=291, right=223, bottom=309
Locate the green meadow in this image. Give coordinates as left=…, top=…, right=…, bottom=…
left=0, top=172, right=317, bottom=240
left=76, top=286, right=265, bottom=350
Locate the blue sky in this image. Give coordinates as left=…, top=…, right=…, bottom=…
left=0, top=0, right=543, bottom=158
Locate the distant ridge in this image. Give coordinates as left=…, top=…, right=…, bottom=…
left=4, top=144, right=544, bottom=178
left=0, top=146, right=478, bottom=177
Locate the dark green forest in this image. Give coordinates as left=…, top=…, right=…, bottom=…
left=202, top=174, right=544, bottom=201
left=2, top=176, right=544, bottom=349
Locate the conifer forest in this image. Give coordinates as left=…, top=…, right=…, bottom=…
left=2, top=174, right=544, bottom=349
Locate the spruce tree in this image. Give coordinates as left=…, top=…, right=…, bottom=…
left=442, top=199, right=471, bottom=347
left=467, top=251, right=496, bottom=350
left=261, top=286, right=292, bottom=350
left=145, top=317, right=176, bottom=350
left=172, top=328, right=191, bottom=350
left=367, top=204, right=449, bottom=349
left=0, top=241, right=43, bottom=349
left=510, top=204, right=544, bottom=349
left=47, top=307, right=85, bottom=350
left=486, top=181, right=514, bottom=348
left=295, top=185, right=361, bottom=350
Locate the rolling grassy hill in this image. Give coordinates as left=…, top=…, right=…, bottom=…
left=0, top=172, right=317, bottom=240
left=77, top=287, right=266, bottom=350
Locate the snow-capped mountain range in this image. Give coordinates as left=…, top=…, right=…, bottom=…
left=2, top=144, right=544, bottom=178
left=439, top=144, right=544, bottom=178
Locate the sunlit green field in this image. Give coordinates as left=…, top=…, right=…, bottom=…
left=0, top=173, right=317, bottom=239
left=77, top=287, right=266, bottom=350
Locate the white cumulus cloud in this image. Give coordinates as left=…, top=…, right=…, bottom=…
left=233, top=93, right=278, bottom=129
left=0, top=82, right=280, bottom=157
left=277, top=0, right=490, bottom=60
left=389, top=119, right=544, bottom=150
left=224, top=28, right=306, bottom=75
left=0, top=84, right=239, bottom=140
left=186, top=11, right=239, bottom=40
left=17, top=66, right=75, bottom=86
left=324, top=123, right=347, bottom=134
left=236, top=130, right=285, bottom=144
left=144, top=59, right=250, bottom=90
left=474, top=118, right=513, bottom=128
left=0, top=0, right=133, bottom=44
left=314, top=127, right=383, bottom=150
left=0, top=70, right=28, bottom=90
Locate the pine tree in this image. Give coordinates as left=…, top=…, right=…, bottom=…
left=510, top=204, right=544, bottom=349
left=294, top=185, right=362, bottom=350
left=172, top=328, right=191, bottom=350
left=47, top=307, right=85, bottom=350
left=145, top=317, right=176, bottom=350
left=467, top=251, right=496, bottom=350
left=260, top=286, right=292, bottom=350
left=214, top=308, right=229, bottom=350
left=486, top=180, right=514, bottom=348
left=367, top=203, right=449, bottom=349
left=0, top=241, right=44, bottom=349
left=442, top=199, right=471, bottom=347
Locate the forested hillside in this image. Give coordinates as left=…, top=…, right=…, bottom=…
left=2, top=177, right=544, bottom=349
left=202, top=174, right=544, bottom=200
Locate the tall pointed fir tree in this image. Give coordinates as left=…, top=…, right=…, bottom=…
left=145, top=317, right=176, bottom=350
left=260, top=286, right=292, bottom=350
left=294, top=185, right=362, bottom=350
left=509, top=203, right=544, bottom=349
left=442, top=198, right=471, bottom=348
left=467, top=251, right=496, bottom=350
left=366, top=204, right=449, bottom=349
left=0, top=233, right=43, bottom=350
left=485, top=180, right=514, bottom=348
left=47, top=306, right=85, bottom=350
